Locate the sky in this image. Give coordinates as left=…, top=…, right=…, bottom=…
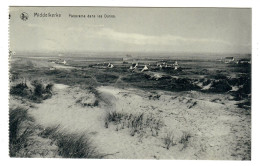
left=9, top=7, right=251, bottom=54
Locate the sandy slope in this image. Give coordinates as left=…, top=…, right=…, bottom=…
left=28, top=84, right=250, bottom=159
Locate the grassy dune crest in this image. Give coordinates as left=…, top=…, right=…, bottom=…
left=9, top=81, right=102, bottom=158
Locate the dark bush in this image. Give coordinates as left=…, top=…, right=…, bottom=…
left=45, top=83, right=54, bottom=94
left=10, top=81, right=53, bottom=102
left=123, top=74, right=200, bottom=92
left=10, top=83, right=30, bottom=97
left=159, top=75, right=172, bottom=80
left=228, top=75, right=250, bottom=87
left=96, top=74, right=118, bottom=83
left=93, top=100, right=99, bottom=107
left=213, top=74, right=228, bottom=80
left=33, top=82, right=44, bottom=97
left=229, top=74, right=251, bottom=101
left=202, top=79, right=211, bottom=86
left=170, top=78, right=200, bottom=91
left=236, top=100, right=251, bottom=110
left=122, top=73, right=148, bottom=83
left=238, top=82, right=251, bottom=95
left=209, top=80, right=232, bottom=93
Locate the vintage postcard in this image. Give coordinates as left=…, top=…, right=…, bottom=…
left=8, top=7, right=251, bottom=160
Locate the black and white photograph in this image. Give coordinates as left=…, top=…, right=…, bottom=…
left=8, top=6, right=251, bottom=160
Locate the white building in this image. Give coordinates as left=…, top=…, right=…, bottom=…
left=224, top=57, right=235, bottom=63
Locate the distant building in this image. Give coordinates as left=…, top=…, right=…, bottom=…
left=55, top=59, right=67, bottom=65
left=238, top=58, right=251, bottom=64
left=156, top=60, right=179, bottom=70
left=224, top=57, right=235, bottom=63
left=123, top=54, right=133, bottom=62
left=216, top=57, right=223, bottom=62
left=173, top=61, right=179, bottom=70
left=129, top=63, right=136, bottom=70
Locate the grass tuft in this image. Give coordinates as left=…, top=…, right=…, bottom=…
left=9, top=107, right=34, bottom=157
left=179, top=132, right=192, bottom=150
left=55, top=133, right=101, bottom=158
left=105, top=111, right=163, bottom=137
left=38, top=126, right=103, bottom=158
left=163, top=131, right=176, bottom=150
left=38, top=125, right=60, bottom=139
left=10, top=108, right=102, bottom=158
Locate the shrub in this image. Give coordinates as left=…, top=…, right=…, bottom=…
left=236, top=100, right=251, bottom=111
left=32, top=80, right=45, bottom=97
left=163, top=131, right=176, bottom=150
left=202, top=79, right=211, bottom=86
left=105, top=111, right=125, bottom=124
left=95, top=74, right=118, bottom=83
left=179, top=132, right=192, bottom=150
left=45, top=83, right=54, bottom=94
left=10, top=83, right=30, bottom=97
left=88, top=86, right=102, bottom=102
left=122, top=73, right=148, bottom=83
left=10, top=80, right=53, bottom=102
left=148, top=94, right=161, bottom=100
left=93, top=100, right=99, bottom=107
left=212, top=74, right=228, bottom=80
left=209, top=80, right=232, bottom=93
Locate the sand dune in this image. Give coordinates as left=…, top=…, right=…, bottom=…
left=26, top=84, right=250, bottom=159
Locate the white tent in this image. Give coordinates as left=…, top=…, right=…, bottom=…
left=133, top=63, right=138, bottom=69
left=108, top=63, right=114, bottom=68
left=141, top=65, right=148, bottom=72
